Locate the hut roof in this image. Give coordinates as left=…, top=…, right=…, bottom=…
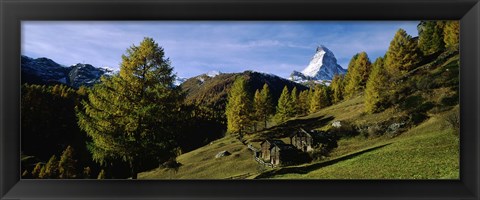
left=260, top=139, right=285, bottom=146
left=290, top=128, right=312, bottom=138
left=270, top=142, right=295, bottom=151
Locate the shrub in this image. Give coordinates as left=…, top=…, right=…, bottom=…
left=328, top=121, right=358, bottom=138
left=367, top=124, right=384, bottom=137
left=418, top=101, right=435, bottom=113
left=444, top=107, right=460, bottom=136
left=161, top=158, right=183, bottom=173
left=409, top=112, right=428, bottom=125
left=440, top=95, right=458, bottom=107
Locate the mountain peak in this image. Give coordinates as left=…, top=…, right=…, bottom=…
left=291, top=45, right=346, bottom=83
left=315, top=45, right=329, bottom=53
left=21, top=55, right=110, bottom=88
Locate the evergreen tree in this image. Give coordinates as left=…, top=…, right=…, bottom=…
left=225, top=76, right=252, bottom=136
left=365, top=57, right=389, bottom=114
left=309, top=85, right=330, bottom=114
left=39, top=166, right=46, bottom=179
left=385, top=29, right=421, bottom=76
left=322, top=86, right=332, bottom=107
left=275, top=86, right=294, bottom=123
left=343, top=54, right=358, bottom=90
left=41, top=155, right=59, bottom=179
left=58, top=146, right=76, bottom=179
left=290, top=87, right=300, bottom=116
left=418, top=21, right=446, bottom=55
left=31, top=162, right=42, bottom=178
left=298, top=90, right=310, bottom=116
left=97, top=169, right=106, bottom=179
left=253, top=83, right=274, bottom=129
left=344, top=52, right=372, bottom=98
left=260, top=83, right=274, bottom=128
left=443, top=21, right=460, bottom=51
left=252, top=89, right=262, bottom=131
left=76, top=37, right=183, bottom=179
left=330, top=74, right=345, bottom=103
left=309, top=86, right=322, bottom=114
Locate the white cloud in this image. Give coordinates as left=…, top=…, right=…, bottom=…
left=22, top=21, right=419, bottom=78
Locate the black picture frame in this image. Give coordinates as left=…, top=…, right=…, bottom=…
left=1, top=0, right=479, bottom=199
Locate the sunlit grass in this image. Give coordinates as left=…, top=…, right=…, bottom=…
left=268, top=111, right=459, bottom=179
left=139, top=135, right=260, bottom=179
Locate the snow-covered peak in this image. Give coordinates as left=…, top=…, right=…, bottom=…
left=301, top=45, right=336, bottom=77
left=291, top=45, right=346, bottom=83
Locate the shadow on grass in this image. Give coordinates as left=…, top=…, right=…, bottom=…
left=254, top=143, right=392, bottom=179
left=252, top=115, right=335, bottom=141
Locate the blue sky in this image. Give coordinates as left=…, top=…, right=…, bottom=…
left=22, top=21, right=419, bottom=78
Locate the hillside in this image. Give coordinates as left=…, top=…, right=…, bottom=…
left=139, top=50, right=459, bottom=179
left=181, top=71, right=309, bottom=111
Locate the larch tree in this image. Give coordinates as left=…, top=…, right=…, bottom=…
left=330, top=74, right=345, bottom=103
left=344, top=52, right=372, bottom=98
left=31, top=162, right=42, bottom=178
left=365, top=57, right=389, bottom=114
left=275, top=86, right=294, bottom=123
left=443, top=21, right=460, bottom=51
left=385, top=29, right=421, bottom=76
left=253, top=89, right=262, bottom=131
left=309, top=85, right=330, bottom=114
left=58, top=145, right=77, bottom=179
left=290, top=87, right=300, bottom=116
left=76, top=37, right=183, bottom=179
left=97, top=169, right=106, bottom=179
left=418, top=21, right=446, bottom=55
left=254, top=83, right=274, bottom=129
left=298, top=90, right=310, bottom=116
left=40, top=155, right=58, bottom=179
left=226, top=76, right=252, bottom=136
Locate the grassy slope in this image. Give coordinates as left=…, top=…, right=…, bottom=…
left=140, top=53, right=459, bottom=179
left=262, top=108, right=459, bottom=179
left=138, top=136, right=259, bottom=179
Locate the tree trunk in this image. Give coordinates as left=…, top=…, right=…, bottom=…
left=130, top=160, right=138, bottom=179
left=264, top=116, right=268, bottom=129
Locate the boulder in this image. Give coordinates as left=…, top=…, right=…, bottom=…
left=215, top=150, right=231, bottom=158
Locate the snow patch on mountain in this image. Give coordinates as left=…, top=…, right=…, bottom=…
left=290, top=45, right=347, bottom=83
left=206, top=70, right=221, bottom=77
left=21, top=55, right=112, bottom=88
left=174, top=77, right=187, bottom=86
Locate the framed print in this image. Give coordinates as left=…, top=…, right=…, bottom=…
left=1, top=0, right=479, bottom=199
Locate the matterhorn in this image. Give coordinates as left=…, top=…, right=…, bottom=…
left=290, top=45, right=347, bottom=84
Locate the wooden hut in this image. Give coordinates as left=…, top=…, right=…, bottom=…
left=270, top=143, right=297, bottom=166
left=260, top=139, right=284, bottom=161
left=290, top=128, right=316, bottom=152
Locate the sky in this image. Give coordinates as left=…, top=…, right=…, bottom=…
left=22, top=21, right=419, bottom=78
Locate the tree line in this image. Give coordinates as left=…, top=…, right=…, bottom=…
left=225, top=79, right=333, bottom=136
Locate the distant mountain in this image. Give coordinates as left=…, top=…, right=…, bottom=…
left=174, top=77, right=187, bottom=86
left=181, top=70, right=308, bottom=112
left=21, top=55, right=113, bottom=88
left=290, top=45, right=347, bottom=84
left=175, top=70, right=222, bottom=86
